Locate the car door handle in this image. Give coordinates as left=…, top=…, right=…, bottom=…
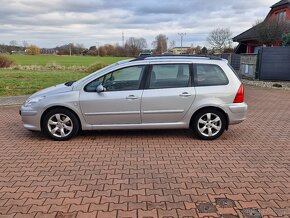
left=179, top=92, right=192, bottom=97
left=126, top=95, right=138, bottom=100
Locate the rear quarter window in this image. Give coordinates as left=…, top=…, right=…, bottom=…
left=195, top=64, right=229, bottom=86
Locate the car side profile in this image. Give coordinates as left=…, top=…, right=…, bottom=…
left=20, top=55, right=248, bottom=141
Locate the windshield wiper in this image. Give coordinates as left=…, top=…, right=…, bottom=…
left=64, top=80, right=76, bottom=86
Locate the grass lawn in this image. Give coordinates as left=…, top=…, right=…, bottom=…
left=0, top=69, right=90, bottom=96
left=5, top=55, right=128, bottom=66
left=0, top=55, right=130, bottom=96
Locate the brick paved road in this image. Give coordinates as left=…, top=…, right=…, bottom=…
left=0, top=85, right=289, bottom=218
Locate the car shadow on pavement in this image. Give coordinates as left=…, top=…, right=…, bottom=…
left=22, top=128, right=237, bottom=142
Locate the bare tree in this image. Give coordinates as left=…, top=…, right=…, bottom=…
left=55, top=43, right=86, bottom=55
left=98, top=46, right=107, bottom=57
left=255, top=19, right=289, bottom=46
left=207, top=28, right=232, bottom=53
left=114, top=44, right=127, bottom=57
left=22, top=41, right=29, bottom=48
left=169, top=40, right=176, bottom=50
left=85, top=44, right=127, bottom=57
left=104, top=44, right=116, bottom=56
left=9, top=40, right=18, bottom=46
left=125, top=37, right=147, bottom=56
left=152, top=34, right=168, bottom=54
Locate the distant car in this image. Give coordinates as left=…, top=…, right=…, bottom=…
left=139, top=52, right=152, bottom=57
left=162, top=52, right=173, bottom=55
left=20, top=55, right=247, bottom=141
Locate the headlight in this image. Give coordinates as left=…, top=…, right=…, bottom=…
left=24, top=96, right=45, bottom=107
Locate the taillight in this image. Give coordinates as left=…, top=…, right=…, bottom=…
left=233, top=84, right=244, bottom=103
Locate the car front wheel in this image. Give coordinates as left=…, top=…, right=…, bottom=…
left=42, top=108, right=79, bottom=141
left=192, top=108, right=226, bottom=140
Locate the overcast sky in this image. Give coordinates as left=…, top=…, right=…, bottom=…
left=0, top=0, right=278, bottom=48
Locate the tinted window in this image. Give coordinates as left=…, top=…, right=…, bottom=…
left=149, top=64, right=190, bottom=89
left=195, top=64, right=228, bottom=86
left=85, top=66, right=145, bottom=92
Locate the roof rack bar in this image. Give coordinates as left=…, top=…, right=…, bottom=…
left=130, top=54, right=223, bottom=62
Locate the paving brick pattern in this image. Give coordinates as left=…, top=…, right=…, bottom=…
left=0, top=85, right=289, bottom=218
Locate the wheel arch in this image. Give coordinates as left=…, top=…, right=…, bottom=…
left=40, top=106, right=82, bottom=131
left=189, top=106, right=229, bottom=130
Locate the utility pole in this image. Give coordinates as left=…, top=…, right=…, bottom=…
left=96, top=42, right=100, bottom=56
left=178, top=33, right=186, bottom=47
left=122, top=32, right=125, bottom=47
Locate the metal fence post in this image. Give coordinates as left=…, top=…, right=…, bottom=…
left=255, top=49, right=262, bottom=80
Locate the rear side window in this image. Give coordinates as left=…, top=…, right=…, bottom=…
left=149, top=64, right=190, bottom=89
left=195, top=64, right=229, bottom=86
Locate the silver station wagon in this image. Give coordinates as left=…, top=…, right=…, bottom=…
left=20, top=55, right=248, bottom=141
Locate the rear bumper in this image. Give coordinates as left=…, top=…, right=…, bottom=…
left=222, top=103, right=248, bottom=125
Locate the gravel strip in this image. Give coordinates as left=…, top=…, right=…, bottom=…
left=0, top=95, right=29, bottom=106
left=242, top=79, right=290, bottom=91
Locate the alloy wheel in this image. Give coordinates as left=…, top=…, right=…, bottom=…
left=47, top=113, right=73, bottom=138
left=197, top=113, right=222, bottom=137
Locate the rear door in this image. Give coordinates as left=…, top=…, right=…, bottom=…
left=141, top=63, right=196, bottom=123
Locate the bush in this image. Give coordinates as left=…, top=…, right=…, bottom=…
left=27, top=45, right=40, bottom=55
left=0, top=55, right=15, bottom=68
left=282, top=33, right=290, bottom=46
left=84, top=63, right=107, bottom=74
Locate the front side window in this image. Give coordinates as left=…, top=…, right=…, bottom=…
left=85, top=65, right=145, bottom=92
left=149, top=64, right=190, bottom=89
left=195, top=64, right=229, bottom=86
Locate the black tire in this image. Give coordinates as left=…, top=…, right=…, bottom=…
left=42, top=108, right=79, bottom=141
left=191, top=108, right=226, bottom=140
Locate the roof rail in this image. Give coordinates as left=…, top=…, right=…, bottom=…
left=130, top=54, right=223, bottom=62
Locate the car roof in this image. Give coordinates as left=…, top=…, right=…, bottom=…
left=130, top=55, right=223, bottom=62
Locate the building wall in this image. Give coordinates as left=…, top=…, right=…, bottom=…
left=268, top=6, right=290, bottom=20
left=172, top=47, right=190, bottom=55
left=245, top=40, right=262, bottom=54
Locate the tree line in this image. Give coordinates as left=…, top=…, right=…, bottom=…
left=0, top=34, right=209, bottom=57
left=1, top=20, right=289, bottom=57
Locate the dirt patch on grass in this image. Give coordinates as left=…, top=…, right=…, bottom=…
left=0, top=75, right=31, bottom=79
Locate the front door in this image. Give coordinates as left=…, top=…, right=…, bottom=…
left=141, top=63, right=195, bottom=123
left=79, top=65, right=146, bottom=125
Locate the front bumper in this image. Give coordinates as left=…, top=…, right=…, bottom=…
left=20, top=106, right=42, bottom=131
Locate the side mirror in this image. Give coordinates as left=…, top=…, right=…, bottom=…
left=96, top=84, right=106, bottom=93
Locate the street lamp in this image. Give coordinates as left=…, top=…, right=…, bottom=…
left=178, top=33, right=186, bottom=47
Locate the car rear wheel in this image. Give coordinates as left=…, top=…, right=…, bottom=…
left=192, top=108, right=226, bottom=140
left=42, top=108, right=79, bottom=141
